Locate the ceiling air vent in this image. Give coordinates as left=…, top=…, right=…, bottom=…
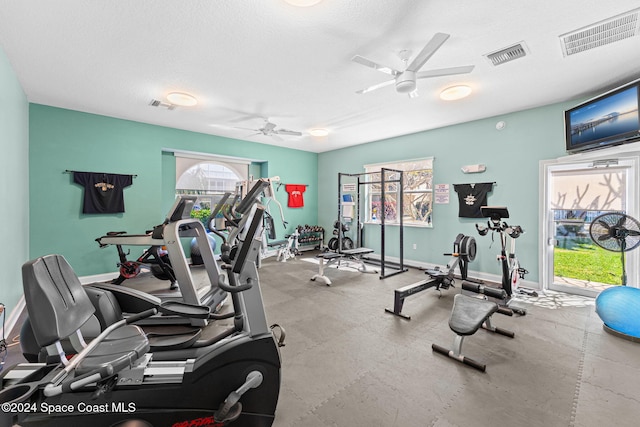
left=560, top=7, right=640, bottom=57
left=484, top=42, right=528, bottom=66
left=149, top=99, right=176, bottom=110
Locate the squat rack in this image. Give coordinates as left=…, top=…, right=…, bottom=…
left=338, top=168, right=408, bottom=279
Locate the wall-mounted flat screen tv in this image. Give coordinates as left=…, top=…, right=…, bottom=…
left=565, top=81, right=640, bottom=153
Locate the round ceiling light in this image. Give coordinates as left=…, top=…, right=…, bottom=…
left=166, top=92, right=198, bottom=107
left=439, top=85, right=472, bottom=101
left=284, top=0, right=322, bottom=6
left=309, top=128, right=329, bottom=137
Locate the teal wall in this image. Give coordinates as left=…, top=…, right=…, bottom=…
left=317, top=103, right=574, bottom=282
left=25, top=95, right=583, bottom=286
left=29, top=105, right=318, bottom=276
left=0, top=47, right=29, bottom=314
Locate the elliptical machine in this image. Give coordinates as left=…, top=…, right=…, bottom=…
left=1, top=205, right=284, bottom=427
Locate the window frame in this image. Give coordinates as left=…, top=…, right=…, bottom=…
left=175, top=161, right=245, bottom=227
left=364, top=157, right=434, bottom=228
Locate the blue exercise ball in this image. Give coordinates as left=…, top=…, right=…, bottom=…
left=595, top=286, right=640, bottom=338
left=190, top=233, right=217, bottom=265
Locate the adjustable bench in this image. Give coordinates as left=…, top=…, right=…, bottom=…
left=432, top=294, right=515, bottom=372
left=266, top=239, right=290, bottom=261
left=310, top=248, right=378, bottom=286
left=341, top=248, right=380, bottom=276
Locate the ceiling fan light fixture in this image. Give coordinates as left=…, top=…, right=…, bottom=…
left=440, top=85, right=472, bottom=101
left=310, top=128, right=329, bottom=137
left=284, top=0, right=322, bottom=7
left=395, top=71, right=416, bottom=93
left=166, top=92, right=198, bottom=107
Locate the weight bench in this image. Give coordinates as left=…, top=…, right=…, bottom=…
left=266, top=239, right=292, bottom=262
left=341, top=248, right=379, bottom=275
left=310, top=248, right=378, bottom=286
left=264, top=229, right=299, bottom=263
left=432, top=294, right=515, bottom=372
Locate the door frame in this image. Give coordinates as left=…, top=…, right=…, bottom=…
left=540, top=152, right=640, bottom=296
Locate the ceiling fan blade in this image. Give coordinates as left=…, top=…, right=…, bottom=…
left=352, top=55, right=399, bottom=76
left=356, top=79, right=396, bottom=94
left=228, top=114, right=264, bottom=123
left=276, top=129, right=303, bottom=136
left=263, top=122, right=277, bottom=133
left=233, top=126, right=259, bottom=132
left=416, top=65, right=475, bottom=79
left=406, top=32, right=450, bottom=72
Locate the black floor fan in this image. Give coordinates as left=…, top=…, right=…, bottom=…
left=589, top=212, right=640, bottom=286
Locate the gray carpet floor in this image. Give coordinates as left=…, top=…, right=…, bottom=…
left=4, top=254, right=639, bottom=426
left=257, top=255, right=640, bottom=427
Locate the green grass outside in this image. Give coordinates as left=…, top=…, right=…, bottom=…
left=554, top=242, right=622, bottom=285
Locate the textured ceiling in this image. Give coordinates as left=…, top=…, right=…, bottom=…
left=1, top=0, right=640, bottom=153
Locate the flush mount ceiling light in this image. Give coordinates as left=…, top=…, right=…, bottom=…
left=439, top=85, right=472, bottom=101
left=284, top=0, right=322, bottom=6
left=309, top=128, right=329, bottom=137
left=166, top=92, right=198, bottom=107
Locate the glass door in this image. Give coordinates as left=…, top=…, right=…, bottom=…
left=542, top=158, right=638, bottom=297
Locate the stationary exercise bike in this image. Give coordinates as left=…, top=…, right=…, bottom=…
left=97, top=233, right=177, bottom=289
left=462, top=206, right=534, bottom=316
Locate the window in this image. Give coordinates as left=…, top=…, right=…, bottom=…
left=364, top=158, right=433, bottom=227
left=176, top=161, right=245, bottom=225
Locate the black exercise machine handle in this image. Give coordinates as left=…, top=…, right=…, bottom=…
left=443, top=252, right=469, bottom=257
left=475, top=223, right=489, bottom=236
left=125, top=308, right=158, bottom=324
left=218, top=280, right=252, bottom=293
left=496, top=307, right=514, bottom=317
left=219, top=264, right=253, bottom=293
left=461, top=281, right=507, bottom=300
left=432, top=343, right=487, bottom=372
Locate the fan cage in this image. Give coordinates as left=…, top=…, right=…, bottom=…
left=589, top=212, right=640, bottom=253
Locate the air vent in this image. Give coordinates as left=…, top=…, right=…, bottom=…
left=149, top=99, right=176, bottom=110
left=484, top=42, right=528, bottom=66
left=560, top=8, right=640, bottom=57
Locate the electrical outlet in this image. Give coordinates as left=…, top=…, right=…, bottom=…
left=412, top=243, right=417, bottom=250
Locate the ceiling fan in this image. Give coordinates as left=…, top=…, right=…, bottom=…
left=235, top=119, right=303, bottom=141
left=352, top=32, right=475, bottom=97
